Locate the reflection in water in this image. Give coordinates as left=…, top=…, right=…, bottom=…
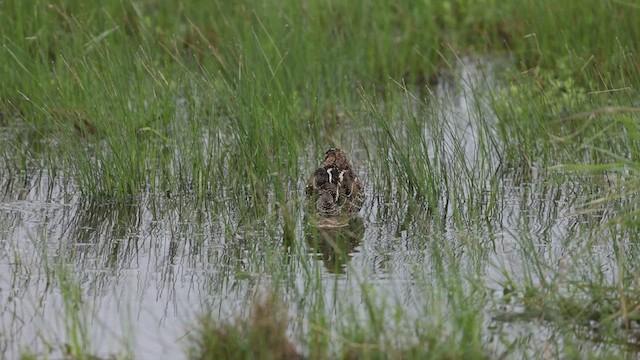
left=0, top=174, right=237, bottom=358
left=304, top=216, right=365, bottom=273
left=66, top=201, right=142, bottom=269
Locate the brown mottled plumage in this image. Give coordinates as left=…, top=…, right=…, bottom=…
left=316, top=183, right=340, bottom=216
left=321, top=148, right=353, bottom=169
left=306, top=149, right=365, bottom=217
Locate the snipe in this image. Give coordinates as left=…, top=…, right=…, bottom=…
left=306, top=148, right=365, bottom=218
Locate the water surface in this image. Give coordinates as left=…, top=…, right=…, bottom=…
left=0, top=58, right=620, bottom=359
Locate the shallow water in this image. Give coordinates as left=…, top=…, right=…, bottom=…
left=0, top=58, right=626, bottom=359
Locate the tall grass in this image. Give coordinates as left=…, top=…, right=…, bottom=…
left=1, top=0, right=638, bottom=201
left=2, top=0, right=640, bottom=359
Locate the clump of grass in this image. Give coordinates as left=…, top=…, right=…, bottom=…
left=57, top=266, right=92, bottom=359
left=187, top=294, right=302, bottom=360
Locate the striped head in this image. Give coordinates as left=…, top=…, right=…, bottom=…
left=322, top=148, right=352, bottom=170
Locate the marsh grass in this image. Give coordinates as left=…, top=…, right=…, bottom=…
left=2, top=0, right=640, bottom=359
left=187, top=284, right=488, bottom=360
left=54, top=265, right=131, bottom=360
left=2, top=0, right=637, bottom=202
left=186, top=294, right=302, bottom=360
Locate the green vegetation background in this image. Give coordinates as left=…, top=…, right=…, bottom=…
left=2, top=0, right=638, bottom=201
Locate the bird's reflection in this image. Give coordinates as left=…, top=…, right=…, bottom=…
left=304, top=215, right=365, bottom=273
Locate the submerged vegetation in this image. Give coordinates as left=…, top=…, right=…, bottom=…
left=1, top=0, right=640, bottom=358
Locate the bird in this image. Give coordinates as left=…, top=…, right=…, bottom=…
left=316, top=182, right=341, bottom=216
left=306, top=148, right=365, bottom=217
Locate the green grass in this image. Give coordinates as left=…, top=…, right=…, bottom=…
left=1, top=0, right=640, bottom=359
left=1, top=0, right=638, bottom=200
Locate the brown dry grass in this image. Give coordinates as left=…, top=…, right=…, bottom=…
left=187, top=293, right=303, bottom=360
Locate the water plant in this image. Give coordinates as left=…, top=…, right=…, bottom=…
left=1, top=0, right=639, bottom=359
